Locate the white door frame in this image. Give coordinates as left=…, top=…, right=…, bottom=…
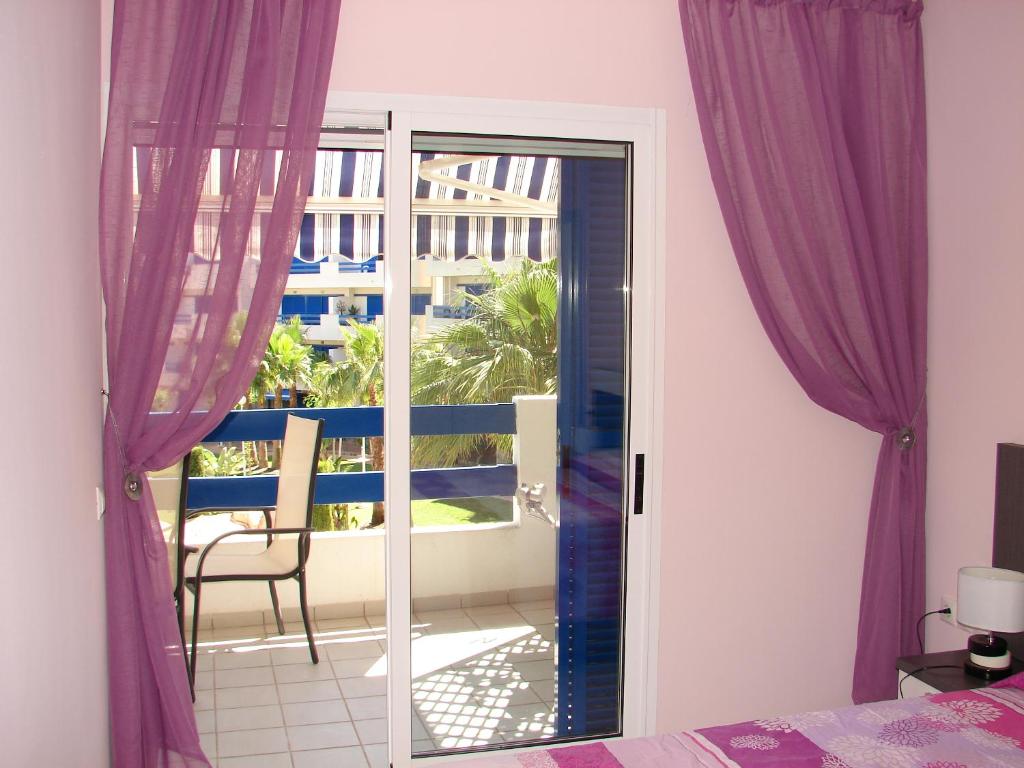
left=323, top=91, right=666, bottom=767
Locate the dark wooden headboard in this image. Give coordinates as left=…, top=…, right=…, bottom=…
left=993, top=443, right=1024, bottom=658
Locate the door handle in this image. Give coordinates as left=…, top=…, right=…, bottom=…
left=517, top=482, right=555, bottom=526
left=633, top=453, right=645, bottom=515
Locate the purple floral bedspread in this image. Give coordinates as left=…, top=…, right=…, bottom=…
left=451, top=683, right=1024, bottom=768
left=680, top=686, right=1024, bottom=768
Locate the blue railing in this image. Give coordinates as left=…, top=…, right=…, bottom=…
left=431, top=305, right=475, bottom=320
left=335, top=259, right=378, bottom=274
left=289, top=258, right=378, bottom=275
left=276, top=313, right=379, bottom=326
left=278, top=312, right=322, bottom=325
left=187, top=404, right=517, bottom=510
left=335, top=314, right=377, bottom=324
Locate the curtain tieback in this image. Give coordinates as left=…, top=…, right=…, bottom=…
left=895, top=427, right=916, bottom=452
left=892, top=391, right=926, bottom=452
left=123, top=472, right=144, bottom=500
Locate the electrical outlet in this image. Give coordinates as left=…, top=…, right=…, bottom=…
left=941, top=593, right=957, bottom=625
left=95, top=486, right=105, bottom=520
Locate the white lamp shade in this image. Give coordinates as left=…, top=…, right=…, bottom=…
left=957, top=567, right=1024, bottom=633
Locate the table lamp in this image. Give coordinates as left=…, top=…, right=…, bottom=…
left=957, top=566, right=1024, bottom=679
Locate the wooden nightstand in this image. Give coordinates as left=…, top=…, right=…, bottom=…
left=896, top=649, right=1024, bottom=698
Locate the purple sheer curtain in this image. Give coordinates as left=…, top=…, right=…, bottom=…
left=99, top=1, right=340, bottom=764
left=677, top=0, right=927, bottom=702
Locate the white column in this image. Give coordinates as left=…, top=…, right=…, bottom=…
left=513, top=395, right=559, bottom=525
left=384, top=111, right=413, bottom=768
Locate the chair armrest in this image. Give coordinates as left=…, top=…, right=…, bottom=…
left=192, top=527, right=314, bottom=581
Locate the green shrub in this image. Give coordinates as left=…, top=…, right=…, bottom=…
left=312, top=503, right=354, bottom=532
left=190, top=445, right=247, bottom=477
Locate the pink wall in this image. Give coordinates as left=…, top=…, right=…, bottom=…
left=0, top=0, right=107, bottom=764
left=332, top=0, right=1024, bottom=728
left=923, top=1, right=1024, bottom=653
left=77, top=0, right=1022, bottom=751
left=332, top=0, right=879, bottom=729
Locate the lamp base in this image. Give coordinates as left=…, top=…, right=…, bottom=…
left=964, top=633, right=1014, bottom=680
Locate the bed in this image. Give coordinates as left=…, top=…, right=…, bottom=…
left=448, top=673, right=1024, bottom=767
left=444, top=449, right=1024, bottom=767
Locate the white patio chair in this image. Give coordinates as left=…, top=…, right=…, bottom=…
left=184, top=414, right=325, bottom=682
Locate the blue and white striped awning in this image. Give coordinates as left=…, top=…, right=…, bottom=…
left=299, top=149, right=559, bottom=264
left=134, top=148, right=560, bottom=265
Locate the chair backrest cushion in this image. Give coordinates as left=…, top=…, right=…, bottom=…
left=267, top=414, right=323, bottom=568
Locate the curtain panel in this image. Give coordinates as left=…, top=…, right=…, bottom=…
left=99, top=1, right=341, bottom=764
left=677, top=0, right=927, bottom=702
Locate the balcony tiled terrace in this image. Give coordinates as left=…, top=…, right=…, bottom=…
left=192, top=600, right=556, bottom=767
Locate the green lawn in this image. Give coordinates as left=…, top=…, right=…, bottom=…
left=336, top=496, right=513, bottom=529
left=412, top=496, right=513, bottom=526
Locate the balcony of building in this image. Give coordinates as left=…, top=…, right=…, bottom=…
left=152, top=396, right=558, bottom=765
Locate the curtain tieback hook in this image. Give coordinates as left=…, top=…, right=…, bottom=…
left=123, top=472, right=143, bottom=501
left=895, top=426, right=916, bottom=452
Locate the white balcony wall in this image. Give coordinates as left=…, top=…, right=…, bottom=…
left=428, top=258, right=504, bottom=278
left=305, top=315, right=346, bottom=342
left=285, top=265, right=384, bottom=293
left=412, top=257, right=432, bottom=289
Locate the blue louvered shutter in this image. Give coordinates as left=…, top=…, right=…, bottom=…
left=556, top=156, right=627, bottom=739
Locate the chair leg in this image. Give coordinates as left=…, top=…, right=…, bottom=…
left=176, top=591, right=187, bottom=649
left=175, top=589, right=195, bottom=701
left=268, top=581, right=286, bottom=635
left=189, top=579, right=203, bottom=685
left=298, top=570, right=318, bottom=664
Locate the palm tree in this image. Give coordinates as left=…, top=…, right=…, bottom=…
left=246, top=355, right=275, bottom=409
left=245, top=342, right=278, bottom=468
left=302, top=260, right=558, bottom=521
left=264, top=316, right=311, bottom=409
left=411, top=258, right=558, bottom=468
left=275, top=316, right=313, bottom=408
left=245, top=316, right=312, bottom=466
left=248, top=373, right=269, bottom=468
left=307, top=321, right=386, bottom=525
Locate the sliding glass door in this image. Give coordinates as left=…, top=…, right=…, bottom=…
left=178, top=97, right=657, bottom=768
left=400, top=135, right=630, bottom=756
left=301, top=96, right=665, bottom=768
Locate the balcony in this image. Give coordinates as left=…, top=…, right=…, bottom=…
left=191, top=598, right=555, bottom=762
left=285, top=258, right=386, bottom=293
left=425, top=253, right=548, bottom=278
left=158, top=397, right=559, bottom=762
left=285, top=313, right=381, bottom=345
left=428, top=304, right=475, bottom=320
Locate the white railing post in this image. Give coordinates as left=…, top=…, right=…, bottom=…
left=512, top=395, right=558, bottom=526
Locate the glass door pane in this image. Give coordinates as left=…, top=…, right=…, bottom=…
left=406, top=134, right=630, bottom=755
left=173, top=112, right=393, bottom=768
left=275, top=118, right=391, bottom=767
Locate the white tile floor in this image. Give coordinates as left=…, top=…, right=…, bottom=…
left=194, top=601, right=556, bottom=766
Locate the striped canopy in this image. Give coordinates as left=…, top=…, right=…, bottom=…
left=133, top=148, right=560, bottom=265
left=301, top=149, right=560, bottom=264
